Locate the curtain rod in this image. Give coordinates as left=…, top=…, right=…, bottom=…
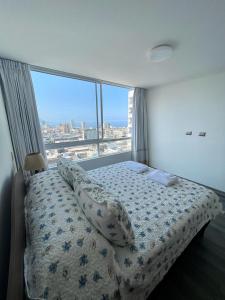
left=30, top=64, right=134, bottom=89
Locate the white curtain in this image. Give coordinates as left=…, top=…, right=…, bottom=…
left=131, top=87, right=149, bottom=165
left=0, top=58, right=45, bottom=170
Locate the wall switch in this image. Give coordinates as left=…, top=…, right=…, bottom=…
left=199, top=132, right=206, bottom=137
left=186, top=131, right=192, bottom=135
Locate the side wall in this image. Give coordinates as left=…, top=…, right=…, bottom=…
left=0, top=88, right=15, bottom=299
left=147, top=71, right=225, bottom=192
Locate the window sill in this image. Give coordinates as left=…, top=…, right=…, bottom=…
left=48, top=150, right=131, bottom=170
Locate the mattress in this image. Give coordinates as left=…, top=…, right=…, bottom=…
left=24, top=161, right=223, bottom=300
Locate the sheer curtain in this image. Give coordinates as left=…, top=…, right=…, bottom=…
left=0, top=58, right=45, bottom=170
left=131, top=87, right=149, bottom=165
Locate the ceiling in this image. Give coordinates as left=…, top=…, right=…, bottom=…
left=0, top=0, right=225, bottom=88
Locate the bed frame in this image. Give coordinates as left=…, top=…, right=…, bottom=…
left=6, top=170, right=211, bottom=300
left=7, top=169, right=26, bottom=300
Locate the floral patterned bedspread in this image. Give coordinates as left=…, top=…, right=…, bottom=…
left=24, top=162, right=223, bottom=300
left=24, top=170, right=120, bottom=300
left=88, top=162, right=223, bottom=299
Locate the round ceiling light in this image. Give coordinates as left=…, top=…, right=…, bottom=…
left=147, top=44, right=173, bottom=62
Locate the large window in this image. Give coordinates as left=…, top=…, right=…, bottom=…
left=31, top=70, right=133, bottom=165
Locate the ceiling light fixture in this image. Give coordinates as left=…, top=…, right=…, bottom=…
left=147, top=44, right=173, bottom=63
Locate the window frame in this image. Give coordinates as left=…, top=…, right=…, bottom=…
left=30, top=66, right=133, bottom=160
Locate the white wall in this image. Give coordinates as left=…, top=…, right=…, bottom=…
left=0, top=88, right=15, bottom=299
left=147, top=71, right=225, bottom=192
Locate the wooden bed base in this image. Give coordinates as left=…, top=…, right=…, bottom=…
left=6, top=170, right=211, bottom=300
left=196, top=221, right=210, bottom=238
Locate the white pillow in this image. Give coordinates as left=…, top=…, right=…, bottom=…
left=57, top=158, right=86, bottom=188
left=74, top=174, right=135, bottom=246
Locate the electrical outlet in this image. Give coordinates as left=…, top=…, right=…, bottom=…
left=199, top=132, right=206, bottom=137
left=186, top=131, right=192, bottom=135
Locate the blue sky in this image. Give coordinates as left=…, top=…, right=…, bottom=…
left=31, top=71, right=129, bottom=126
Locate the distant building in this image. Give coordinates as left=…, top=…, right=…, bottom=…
left=64, top=122, right=71, bottom=133
left=70, top=120, right=75, bottom=129
left=103, top=122, right=111, bottom=129
left=83, top=128, right=97, bottom=140
left=40, top=120, right=48, bottom=129
left=58, top=122, right=72, bottom=133
left=80, top=121, right=86, bottom=129
left=59, top=123, right=64, bottom=133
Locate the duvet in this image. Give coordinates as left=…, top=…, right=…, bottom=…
left=24, top=161, right=223, bottom=300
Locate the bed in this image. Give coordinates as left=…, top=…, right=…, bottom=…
left=8, top=161, right=223, bottom=300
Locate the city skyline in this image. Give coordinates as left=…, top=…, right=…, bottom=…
left=31, top=71, right=131, bottom=124
left=40, top=117, right=131, bottom=163
left=40, top=119, right=128, bottom=128
left=31, top=71, right=133, bottom=164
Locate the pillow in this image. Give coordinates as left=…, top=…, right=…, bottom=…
left=57, top=158, right=86, bottom=188
left=74, top=175, right=134, bottom=246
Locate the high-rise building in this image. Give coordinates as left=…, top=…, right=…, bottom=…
left=80, top=121, right=86, bottom=129
left=84, top=128, right=97, bottom=140
left=64, top=122, right=71, bottom=133
left=103, top=122, right=111, bottom=129
left=59, top=122, right=72, bottom=133
left=70, top=120, right=74, bottom=129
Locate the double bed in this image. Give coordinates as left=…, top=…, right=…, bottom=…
left=8, top=161, right=223, bottom=300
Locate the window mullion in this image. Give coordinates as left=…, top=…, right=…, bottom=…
left=95, top=83, right=100, bottom=156
left=100, top=83, right=104, bottom=140
left=44, top=137, right=131, bottom=150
